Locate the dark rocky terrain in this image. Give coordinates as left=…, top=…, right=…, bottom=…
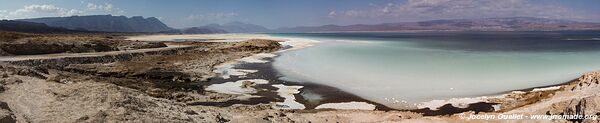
left=0, top=20, right=75, bottom=33
left=0, top=32, right=166, bottom=56
left=18, top=15, right=172, bottom=33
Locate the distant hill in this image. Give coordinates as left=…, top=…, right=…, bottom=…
left=180, top=27, right=227, bottom=34
left=161, top=27, right=228, bottom=34
left=277, top=17, right=600, bottom=32
left=159, top=27, right=228, bottom=34
left=18, top=15, right=172, bottom=33
left=168, top=22, right=268, bottom=34
left=0, top=20, right=75, bottom=33
left=200, top=22, right=270, bottom=33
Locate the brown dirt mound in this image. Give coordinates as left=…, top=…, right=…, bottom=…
left=0, top=32, right=168, bottom=56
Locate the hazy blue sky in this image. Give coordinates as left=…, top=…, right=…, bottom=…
left=1, top=0, right=599, bottom=28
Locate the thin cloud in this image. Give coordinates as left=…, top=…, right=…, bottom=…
left=0, top=10, right=8, bottom=19
left=87, top=3, right=113, bottom=11
left=9, top=4, right=83, bottom=17
left=0, top=2, right=125, bottom=19
left=85, top=2, right=125, bottom=15
left=328, top=11, right=336, bottom=17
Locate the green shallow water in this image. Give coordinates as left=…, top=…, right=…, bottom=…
left=270, top=32, right=600, bottom=109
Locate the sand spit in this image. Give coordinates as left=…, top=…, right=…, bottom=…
left=212, top=52, right=277, bottom=79
left=275, top=37, right=320, bottom=52
left=272, top=84, right=306, bottom=110
left=211, top=37, right=318, bottom=80
left=213, top=63, right=258, bottom=79
left=315, top=102, right=377, bottom=110
left=205, top=79, right=269, bottom=95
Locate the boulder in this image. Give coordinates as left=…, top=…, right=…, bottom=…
left=547, top=96, right=600, bottom=123
left=0, top=71, right=8, bottom=78
left=0, top=83, right=4, bottom=92
left=118, top=42, right=167, bottom=50
left=0, top=77, right=22, bottom=85
left=0, top=49, right=11, bottom=56
left=234, top=39, right=281, bottom=49
left=240, top=81, right=256, bottom=88
left=0, top=101, right=16, bottom=123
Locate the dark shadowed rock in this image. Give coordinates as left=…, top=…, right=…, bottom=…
left=117, top=42, right=167, bottom=50
left=0, top=49, right=10, bottom=56
left=0, top=101, right=15, bottom=123
left=0, top=41, right=115, bottom=55
left=0, top=20, right=74, bottom=33
left=18, top=15, right=172, bottom=32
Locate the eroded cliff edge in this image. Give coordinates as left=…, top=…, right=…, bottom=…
left=0, top=38, right=287, bottom=122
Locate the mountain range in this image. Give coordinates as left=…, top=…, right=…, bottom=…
left=198, top=22, right=270, bottom=33
left=163, top=22, right=270, bottom=34
left=0, top=20, right=76, bottom=33
left=18, top=15, right=172, bottom=33
left=4, top=16, right=600, bottom=34
left=276, top=17, right=600, bottom=32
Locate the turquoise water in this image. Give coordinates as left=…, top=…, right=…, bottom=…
left=270, top=32, right=600, bottom=109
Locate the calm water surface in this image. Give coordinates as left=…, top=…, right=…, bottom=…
left=269, top=32, right=600, bottom=109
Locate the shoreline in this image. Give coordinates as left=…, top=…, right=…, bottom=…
left=126, top=34, right=592, bottom=115
left=194, top=35, right=507, bottom=115
left=198, top=34, right=600, bottom=116
left=203, top=52, right=504, bottom=115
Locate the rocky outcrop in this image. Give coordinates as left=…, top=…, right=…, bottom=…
left=0, top=41, right=114, bottom=55
left=1, top=39, right=280, bottom=103
left=0, top=32, right=169, bottom=56
left=117, top=41, right=168, bottom=50
left=0, top=70, right=22, bottom=93
left=0, top=101, right=16, bottom=123
left=546, top=97, right=600, bottom=123
left=4, top=46, right=197, bottom=70
left=542, top=72, right=600, bottom=123
left=233, top=39, right=282, bottom=48
left=0, top=70, right=19, bottom=123
left=572, top=72, right=600, bottom=90
left=61, top=39, right=280, bottom=82
left=0, top=49, right=12, bottom=56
